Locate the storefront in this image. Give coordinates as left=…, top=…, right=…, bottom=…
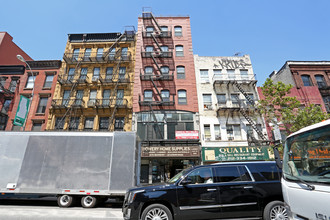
left=202, top=146, right=271, bottom=163
left=140, top=145, right=200, bottom=184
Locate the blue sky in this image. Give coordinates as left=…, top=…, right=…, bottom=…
left=1, top=0, right=330, bottom=85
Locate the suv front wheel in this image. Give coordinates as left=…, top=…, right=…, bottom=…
left=141, top=204, right=173, bottom=220
left=263, top=201, right=288, bottom=220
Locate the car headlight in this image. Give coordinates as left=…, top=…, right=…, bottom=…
left=127, top=190, right=145, bottom=204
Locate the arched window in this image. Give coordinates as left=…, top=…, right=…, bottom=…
left=146, top=26, right=154, bottom=37
left=177, top=66, right=185, bottom=79
left=174, top=26, right=182, bottom=36
left=178, top=90, right=187, bottom=104
left=160, top=66, right=169, bottom=75
left=145, top=66, right=153, bottom=75
left=175, top=45, right=184, bottom=57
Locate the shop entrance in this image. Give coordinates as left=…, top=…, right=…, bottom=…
left=170, top=159, right=184, bottom=177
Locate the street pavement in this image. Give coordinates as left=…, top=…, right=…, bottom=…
left=0, top=198, right=124, bottom=220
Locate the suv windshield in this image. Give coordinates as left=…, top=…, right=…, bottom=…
left=167, top=167, right=193, bottom=183
left=283, top=124, right=330, bottom=184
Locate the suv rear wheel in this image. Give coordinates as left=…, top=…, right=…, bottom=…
left=263, top=200, right=288, bottom=220
left=141, top=203, right=173, bottom=220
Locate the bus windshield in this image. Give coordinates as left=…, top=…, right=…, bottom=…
left=283, top=124, right=330, bottom=184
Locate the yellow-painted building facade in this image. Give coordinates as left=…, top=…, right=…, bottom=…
left=47, top=30, right=135, bottom=131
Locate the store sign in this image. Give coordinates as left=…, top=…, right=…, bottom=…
left=175, top=131, right=199, bottom=139
left=142, top=146, right=200, bottom=158
left=202, top=146, right=270, bottom=162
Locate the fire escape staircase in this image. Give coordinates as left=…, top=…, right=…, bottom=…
left=233, top=81, right=270, bottom=144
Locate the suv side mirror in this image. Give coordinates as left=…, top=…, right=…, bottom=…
left=274, top=147, right=282, bottom=169
left=181, top=178, right=192, bottom=185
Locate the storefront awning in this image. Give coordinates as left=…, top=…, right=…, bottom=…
left=202, top=146, right=270, bottom=162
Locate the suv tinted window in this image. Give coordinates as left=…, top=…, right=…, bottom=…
left=186, top=167, right=214, bottom=184
left=214, top=166, right=251, bottom=182
left=238, top=166, right=253, bottom=181
left=252, top=163, right=280, bottom=181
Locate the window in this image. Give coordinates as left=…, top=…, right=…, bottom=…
left=227, top=124, right=241, bottom=140
left=175, top=45, right=184, bottom=57
left=160, top=46, right=168, bottom=52
left=68, top=68, right=75, bottom=81
left=36, top=97, right=48, bottom=114
left=106, top=67, right=113, bottom=80
left=114, top=117, right=125, bottom=131
left=109, top=48, right=116, bottom=60
left=247, top=93, right=254, bottom=105
left=119, top=67, right=126, bottom=80
left=178, top=90, right=187, bottom=104
left=240, top=69, right=249, bottom=80
left=200, top=69, right=209, bottom=83
left=174, top=26, right=182, bottom=37
left=160, top=26, right=169, bottom=37
left=144, top=90, right=153, bottom=101
left=1, top=99, right=11, bottom=114
left=160, top=66, right=169, bottom=75
left=227, top=69, right=235, bottom=79
left=62, top=90, right=70, bottom=106
left=315, top=75, right=327, bottom=88
left=69, top=117, right=79, bottom=130
left=43, top=75, right=54, bottom=88
left=0, top=77, right=6, bottom=88
left=146, top=46, right=154, bottom=52
left=203, top=94, right=212, bottom=106
left=88, top=90, right=97, bottom=106
left=145, top=66, right=153, bottom=75
left=185, top=167, right=213, bottom=184
left=204, top=124, right=211, bottom=140
left=231, top=94, right=239, bottom=104
left=214, top=125, right=221, bottom=140
left=102, top=89, right=111, bottom=105
left=84, top=48, right=91, bottom=60
left=301, top=75, right=312, bottom=86
left=213, top=69, right=222, bottom=80
left=116, top=89, right=124, bottom=105
left=84, top=117, right=94, bottom=130
left=73, top=48, right=80, bottom=61
left=97, top=48, right=103, bottom=58
left=55, top=117, right=65, bottom=130
left=246, top=125, right=255, bottom=140
left=121, top=47, right=128, bottom=60
left=161, top=90, right=170, bottom=102
left=217, top=94, right=226, bottom=104
left=146, top=26, right=154, bottom=37
left=0, top=115, right=7, bottom=130
left=254, top=163, right=280, bottom=181
left=214, top=166, right=251, bottom=182
left=177, top=66, right=185, bottom=79
left=9, top=78, right=18, bottom=92
left=93, top=67, right=100, bottom=77
left=25, top=75, right=36, bottom=89
left=99, top=117, right=109, bottom=131
left=75, top=90, right=83, bottom=106
left=32, top=122, right=42, bottom=131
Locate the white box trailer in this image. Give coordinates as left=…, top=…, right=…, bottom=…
left=0, top=131, right=140, bottom=208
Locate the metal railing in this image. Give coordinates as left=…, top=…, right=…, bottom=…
left=141, top=51, right=173, bottom=58
left=51, top=99, right=85, bottom=108
left=138, top=95, right=175, bottom=106
left=212, top=74, right=257, bottom=84
left=216, top=99, right=257, bottom=111
left=142, top=31, right=172, bottom=38
left=63, top=51, right=132, bottom=64
left=140, top=69, right=174, bottom=81
left=95, top=98, right=128, bottom=108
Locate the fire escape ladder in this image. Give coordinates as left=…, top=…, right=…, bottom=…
left=239, top=108, right=268, bottom=141
left=150, top=53, right=162, bottom=74
left=103, top=33, right=125, bottom=58
left=150, top=77, right=163, bottom=102
left=234, top=81, right=255, bottom=106
left=151, top=34, right=162, bottom=51
left=149, top=12, right=162, bottom=33
left=148, top=103, right=164, bottom=140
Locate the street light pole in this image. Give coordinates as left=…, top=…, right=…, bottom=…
left=17, top=54, right=35, bottom=131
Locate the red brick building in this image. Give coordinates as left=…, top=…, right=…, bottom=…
left=133, top=11, right=199, bottom=184
left=7, top=60, right=61, bottom=131
left=0, top=32, right=32, bottom=130
left=259, top=61, right=330, bottom=141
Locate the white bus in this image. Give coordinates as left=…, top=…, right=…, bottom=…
left=276, top=119, right=330, bottom=220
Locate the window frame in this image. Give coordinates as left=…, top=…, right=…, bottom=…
left=178, top=90, right=187, bottom=105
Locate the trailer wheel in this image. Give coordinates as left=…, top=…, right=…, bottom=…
left=263, top=201, right=288, bottom=220
left=57, top=195, right=75, bottom=207
left=81, top=196, right=98, bottom=208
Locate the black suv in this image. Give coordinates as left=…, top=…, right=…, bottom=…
left=123, top=161, right=287, bottom=220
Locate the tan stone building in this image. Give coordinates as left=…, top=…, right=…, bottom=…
left=47, top=30, right=136, bottom=131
